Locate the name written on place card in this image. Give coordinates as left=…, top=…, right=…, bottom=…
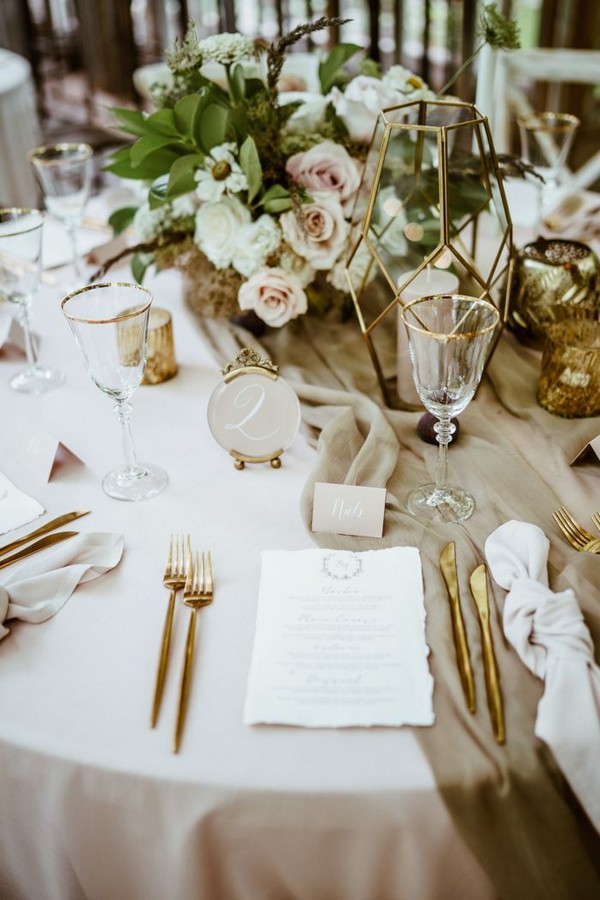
left=311, top=482, right=386, bottom=538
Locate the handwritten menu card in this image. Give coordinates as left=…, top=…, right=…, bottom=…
left=244, top=547, right=434, bottom=728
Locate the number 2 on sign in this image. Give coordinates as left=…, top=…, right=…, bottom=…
left=224, top=383, right=280, bottom=442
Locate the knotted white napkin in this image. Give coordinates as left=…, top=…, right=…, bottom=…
left=485, top=520, right=600, bottom=833
left=0, top=531, right=124, bottom=640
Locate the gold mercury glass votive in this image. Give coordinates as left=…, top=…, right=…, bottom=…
left=509, top=238, right=600, bottom=347
left=142, top=307, right=177, bottom=385
left=538, top=317, right=600, bottom=417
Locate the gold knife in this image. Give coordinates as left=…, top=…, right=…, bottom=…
left=0, top=531, right=78, bottom=571
left=469, top=564, right=506, bottom=745
left=439, top=542, right=476, bottom=714
left=0, top=511, right=90, bottom=558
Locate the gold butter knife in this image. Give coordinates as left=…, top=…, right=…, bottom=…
left=0, top=511, right=90, bottom=558
left=440, top=542, right=476, bottom=714
left=469, top=564, right=505, bottom=744
left=0, top=531, right=78, bottom=571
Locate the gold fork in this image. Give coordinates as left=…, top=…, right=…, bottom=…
left=173, top=550, right=214, bottom=754
left=592, top=513, right=600, bottom=535
left=552, top=507, right=600, bottom=554
left=151, top=534, right=189, bottom=727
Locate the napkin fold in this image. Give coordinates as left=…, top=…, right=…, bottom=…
left=0, top=470, right=44, bottom=534
left=485, top=520, right=600, bottom=833
left=0, top=531, right=124, bottom=640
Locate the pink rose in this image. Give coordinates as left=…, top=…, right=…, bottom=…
left=238, top=267, right=308, bottom=328
left=286, top=141, right=362, bottom=212
left=280, top=193, right=349, bottom=270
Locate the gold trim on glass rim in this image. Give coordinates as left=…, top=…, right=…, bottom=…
left=27, top=143, right=94, bottom=166
left=0, top=208, right=44, bottom=236
left=402, top=294, right=500, bottom=340
left=61, top=282, right=153, bottom=324
left=517, top=112, right=580, bottom=134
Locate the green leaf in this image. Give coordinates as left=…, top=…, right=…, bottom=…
left=239, top=136, right=262, bottom=203
left=259, top=184, right=292, bottom=214
left=145, top=109, right=179, bottom=137
left=198, top=104, right=229, bottom=152
left=130, top=134, right=186, bottom=168
left=318, top=43, right=363, bottom=93
left=174, top=94, right=204, bottom=142
left=131, top=252, right=151, bottom=284
left=130, top=145, right=185, bottom=181
left=229, top=64, right=246, bottom=103
left=167, top=154, right=204, bottom=199
left=108, top=206, right=137, bottom=235
left=110, top=107, right=149, bottom=137
left=104, top=146, right=151, bottom=180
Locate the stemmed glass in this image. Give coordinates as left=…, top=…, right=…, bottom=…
left=28, top=143, right=93, bottom=286
left=517, top=112, right=580, bottom=229
left=401, top=294, right=500, bottom=522
left=62, top=282, right=168, bottom=502
left=0, top=207, right=65, bottom=393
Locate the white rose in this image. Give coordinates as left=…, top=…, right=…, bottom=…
left=330, top=76, right=403, bottom=143
left=238, top=267, right=308, bottom=328
left=194, top=196, right=251, bottom=269
left=279, top=91, right=331, bottom=133
left=232, top=215, right=281, bottom=278
left=280, top=193, right=349, bottom=270
left=286, top=140, right=362, bottom=212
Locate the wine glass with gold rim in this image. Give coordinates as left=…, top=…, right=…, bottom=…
left=62, top=282, right=168, bottom=502
left=401, top=293, right=500, bottom=522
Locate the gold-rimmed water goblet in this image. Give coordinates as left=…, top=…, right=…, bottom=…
left=517, top=112, right=580, bottom=232
left=0, top=207, right=65, bottom=393
left=28, top=142, right=93, bottom=287
left=401, top=293, right=500, bottom=522
left=61, top=281, right=168, bottom=501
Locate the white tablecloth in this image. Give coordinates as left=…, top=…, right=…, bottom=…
left=0, top=48, right=42, bottom=208
left=0, top=252, right=495, bottom=899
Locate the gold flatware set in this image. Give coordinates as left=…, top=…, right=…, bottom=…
left=553, top=506, right=600, bottom=554
left=440, top=542, right=505, bottom=745
left=0, top=510, right=90, bottom=569
left=151, top=536, right=214, bottom=753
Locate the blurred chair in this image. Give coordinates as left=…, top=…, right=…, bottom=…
left=492, top=48, right=600, bottom=191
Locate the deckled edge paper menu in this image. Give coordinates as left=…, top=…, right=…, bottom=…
left=243, top=547, right=434, bottom=728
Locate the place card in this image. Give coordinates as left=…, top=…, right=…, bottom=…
left=571, top=434, right=600, bottom=466
left=10, top=423, right=86, bottom=483
left=0, top=310, right=28, bottom=354
left=311, top=482, right=386, bottom=538
left=0, top=470, right=44, bottom=535
left=244, top=547, right=434, bottom=728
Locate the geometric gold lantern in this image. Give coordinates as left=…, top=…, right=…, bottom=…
left=345, top=98, right=513, bottom=409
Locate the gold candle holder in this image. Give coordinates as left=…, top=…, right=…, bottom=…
left=142, top=307, right=177, bottom=385
left=538, top=316, right=600, bottom=417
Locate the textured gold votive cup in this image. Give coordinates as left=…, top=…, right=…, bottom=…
left=142, top=307, right=177, bottom=385
left=538, top=318, right=600, bottom=417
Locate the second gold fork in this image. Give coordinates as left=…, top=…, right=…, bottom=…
left=151, top=534, right=189, bottom=727
left=552, top=507, right=600, bottom=554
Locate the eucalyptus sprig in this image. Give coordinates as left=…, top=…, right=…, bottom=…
left=438, top=2, right=520, bottom=97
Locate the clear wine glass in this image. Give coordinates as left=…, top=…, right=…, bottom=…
left=61, top=282, right=168, bottom=502
left=28, top=142, right=93, bottom=286
left=517, top=112, right=580, bottom=230
left=0, top=207, right=65, bottom=393
left=401, top=294, right=500, bottom=522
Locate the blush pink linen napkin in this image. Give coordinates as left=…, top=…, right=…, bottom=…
left=485, top=519, right=600, bottom=834
left=0, top=531, right=124, bottom=640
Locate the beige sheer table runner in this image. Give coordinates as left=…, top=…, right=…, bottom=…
left=199, top=312, right=600, bottom=899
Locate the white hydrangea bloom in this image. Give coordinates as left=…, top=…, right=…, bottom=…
left=195, top=143, right=248, bottom=202
left=199, top=33, right=254, bottom=66
left=328, top=240, right=376, bottom=292
left=133, top=196, right=197, bottom=242
left=232, top=215, right=282, bottom=278
left=278, top=244, right=317, bottom=289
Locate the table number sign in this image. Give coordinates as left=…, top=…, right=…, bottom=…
left=571, top=434, right=600, bottom=466
left=312, top=482, right=386, bottom=538
left=207, top=347, right=301, bottom=469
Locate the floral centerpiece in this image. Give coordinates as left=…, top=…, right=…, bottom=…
left=105, top=7, right=520, bottom=331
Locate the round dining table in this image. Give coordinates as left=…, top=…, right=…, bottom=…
left=0, top=192, right=599, bottom=900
